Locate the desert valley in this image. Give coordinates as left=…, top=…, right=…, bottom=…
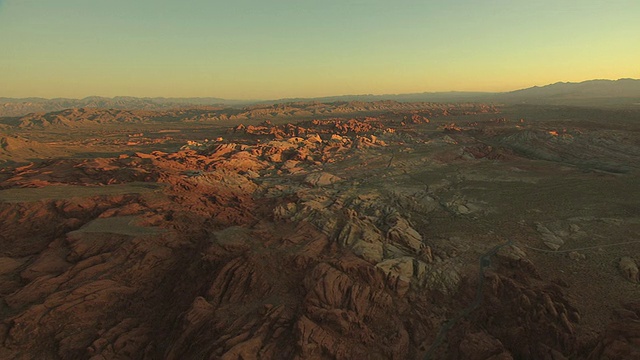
left=1, top=82, right=640, bottom=359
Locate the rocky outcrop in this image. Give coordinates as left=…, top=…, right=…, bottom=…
left=2, top=101, right=637, bottom=359
left=304, top=172, right=342, bottom=187
left=619, top=257, right=639, bottom=283
left=587, top=302, right=640, bottom=360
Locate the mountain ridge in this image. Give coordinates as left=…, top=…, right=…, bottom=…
left=1, top=78, right=638, bottom=117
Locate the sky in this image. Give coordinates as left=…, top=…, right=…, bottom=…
left=0, top=0, right=638, bottom=99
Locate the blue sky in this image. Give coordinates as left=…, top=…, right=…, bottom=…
left=1, top=0, right=638, bottom=99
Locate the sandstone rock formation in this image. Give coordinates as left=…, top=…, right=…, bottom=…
left=1, top=101, right=639, bottom=359
left=619, top=257, right=639, bottom=283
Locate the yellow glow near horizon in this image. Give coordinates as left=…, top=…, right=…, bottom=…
left=0, top=0, right=638, bottom=99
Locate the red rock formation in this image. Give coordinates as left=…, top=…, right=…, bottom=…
left=3, top=102, right=633, bottom=359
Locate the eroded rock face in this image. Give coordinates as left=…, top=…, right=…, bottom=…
left=587, top=303, right=640, bottom=360
left=619, top=257, right=639, bottom=283
left=2, top=103, right=636, bottom=359
left=304, top=172, right=342, bottom=187
left=0, top=153, right=581, bottom=360
left=458, top=332, right=513, bottom=360
left=536, top=223, right=565, bottom=250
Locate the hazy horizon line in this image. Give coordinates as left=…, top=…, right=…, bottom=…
left=1, top=77, right=638, bottom=102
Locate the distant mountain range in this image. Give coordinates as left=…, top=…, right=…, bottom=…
left=1, top=78, right=638, bottom=117
left=498, top=78, right=640, bottom=105
left=0, top=96, right=251, bottom=118
left=271, top=78, right=640, bottom=105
